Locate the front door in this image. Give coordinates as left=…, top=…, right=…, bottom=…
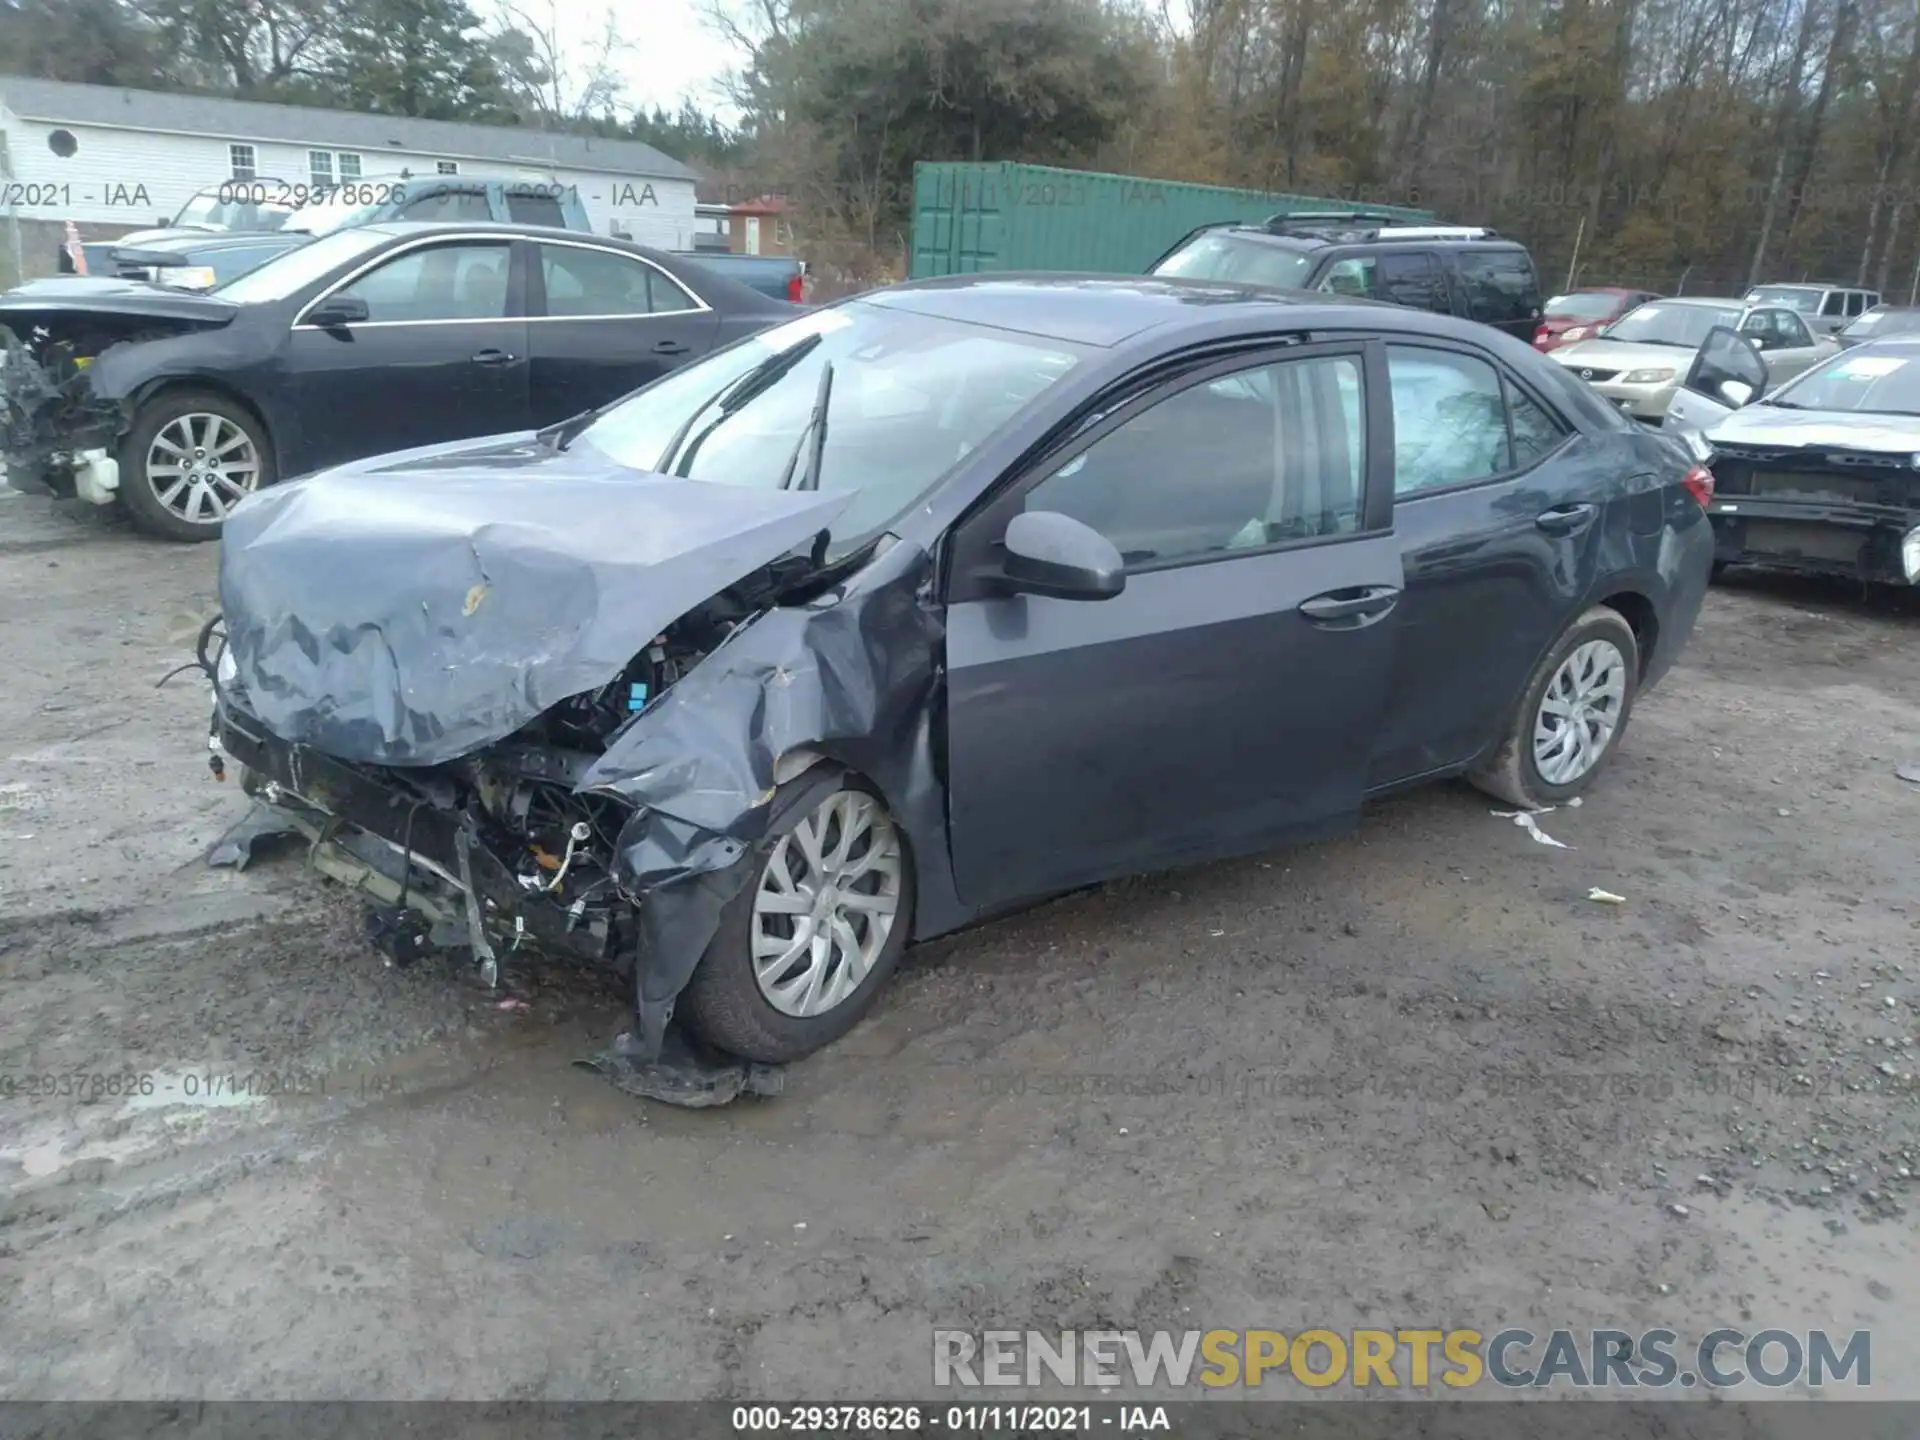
left=526, top=240, right=721, bottom=428
left=943, top=343, right=1403, bottom=912
left=288, top=236, right=530, bottom=470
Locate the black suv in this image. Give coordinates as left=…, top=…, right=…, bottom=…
left=1149, top=212, right=1544, bottom=342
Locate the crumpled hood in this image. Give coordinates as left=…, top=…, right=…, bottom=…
left=219, top=432, right=855, bottom=767
left=1549, top=338, right=1691, bottom=374
left=1709, top=403, right=1920, bottom=455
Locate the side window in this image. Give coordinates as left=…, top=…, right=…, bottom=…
left=1023, top=353, right=1366, bottom=568
left=1739, top=310, right=1772, bottom=345
left=1820, top=291, right=1848, bottom=318
left=1377, top=252, right=1445, bottom=311
left=540, top=245, right=654, bottom=317
left=1317, top=257, right=1377, bottom=299
left=1778, top=311, right=1814, bottom=347
left=329, top=242, right=511, bottom=323
left=398, top=189, right=492, bottom=223
left=1452, top=250, right=1537, bottom=325
left=1385, top=345, right=1512, bottom=492
left=507, top=192, right=568, bottom=227
left=646, top=268, right=699, bottom=315
left=1505, top=379, right=1567, bottom=468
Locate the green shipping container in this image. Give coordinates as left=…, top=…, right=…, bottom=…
left=908, top=161, right=1434, bottom=280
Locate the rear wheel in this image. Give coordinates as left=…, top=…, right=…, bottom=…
left=1469, top=606, right=1640, bottom=809
left=677, top=777, right=914, bottom=1064
left=118, top=389, right=273, bottom=542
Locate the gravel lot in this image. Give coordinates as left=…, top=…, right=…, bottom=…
left=2, top=490, right=1917, bottom=1405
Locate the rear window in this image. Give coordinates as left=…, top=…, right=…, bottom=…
left=1451, top=249, right=1539, bottom=325
left=1151, top=231, right=1315, bottom=291
left=507, top=192, right=568, bottom=227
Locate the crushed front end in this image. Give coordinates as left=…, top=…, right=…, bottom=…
left=207, top=622, right=715, bottom=981
left=0, top=323, right=125, bottom=501
left=1706, top=443, right=1920, bottom=585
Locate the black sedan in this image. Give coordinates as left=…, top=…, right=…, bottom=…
left=0, top=222, right=798, bottom=540
left=204, top=275, right=1715, bottom=1091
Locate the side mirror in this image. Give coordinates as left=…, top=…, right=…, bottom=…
left=307, top=293, right=369, bottom=328
left=1718, top=378, right=1755, bottom=407
left=1000, top=510, right=1125, bottom=601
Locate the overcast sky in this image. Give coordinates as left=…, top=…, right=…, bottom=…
left=540, top=0, right=744, bottom=122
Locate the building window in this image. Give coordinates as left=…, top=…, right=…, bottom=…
left=338, top=153, right=362, bottom=179
left=229, top=143, right=257, bottom=180
left=436, top=161, right=459, bottom=175
left=309, top=150, right=334, bottom=188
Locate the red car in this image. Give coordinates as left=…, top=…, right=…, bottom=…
left=1533, top=287, right=1662, bottom=352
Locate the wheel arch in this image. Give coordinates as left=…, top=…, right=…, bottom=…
left=126, top=376, right=281, bottom=475
left=1594, top=586, right=1659, bottom=678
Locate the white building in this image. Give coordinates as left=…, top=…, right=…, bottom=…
left=0, top=76, right=699, bottom=251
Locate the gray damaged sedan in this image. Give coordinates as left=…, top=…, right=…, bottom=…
left=201, top=275, right=1716, bottom=1099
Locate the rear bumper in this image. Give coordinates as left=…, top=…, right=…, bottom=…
left=1707, top=497, right=1920, bottom=584
left=211, top=694, right=623, bottom=963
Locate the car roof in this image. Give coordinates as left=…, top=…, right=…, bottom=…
left=1648, top=296, right=1747, bottom=307
left=1749, top=281, right=1868, bottom=292
left=868, top=272, right=1493, bottom=349
left=358, top=220, right=623, bottom=245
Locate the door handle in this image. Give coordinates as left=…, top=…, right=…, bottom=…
left=471, top=348, right=515, bottom=365
left=652, top=339, right=690, bottom=355
left=1298, top=584, right=1400, bottom=624
left=1536, top=503, right=1597, bottom=535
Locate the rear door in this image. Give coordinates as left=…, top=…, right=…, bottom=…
left=1759, top=308, right=1827, bottom=385
left=1366, top=341, right=1606, bottom=784
left=943, top=342, right=1404, bottom=911
left=1377, top=251, right=1448, bottom=313
left=1447, top=247, right=1543, bottom=340
left=287, top=234, right=531, bottom=469
left=525, top=239, right=721, bottom=427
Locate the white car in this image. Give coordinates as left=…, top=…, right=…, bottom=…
left=1549, top=297, right=1834, bottom=421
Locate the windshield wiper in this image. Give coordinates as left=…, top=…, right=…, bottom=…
left=659, top=333, right=824, bottom=477
left=778, top=360, right=834, bottom=492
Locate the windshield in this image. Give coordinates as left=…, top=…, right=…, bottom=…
left=1768, top=348, right=1920, bottom=415
left=171, top=190, right=294, bottom=233
left=1841, top=307, right=1920, bottom=340
left=211, top=228, right=392, bottom=303
left=1745, top=286, right=1822, bottom=315
left=1151, top=232, right=1315, bottom=291
left=1545, top=291, right=1626, bottom=320
left=574, top=301, right=1088, bottom=558
left=1601, top=303, right=1739, bottom=347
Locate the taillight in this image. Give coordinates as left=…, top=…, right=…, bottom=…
left=787, top=272, right=804, bottom=304
left=1681, top=464, right=1714, bottom=508
left=1534, top=326, right=1551, bottom=345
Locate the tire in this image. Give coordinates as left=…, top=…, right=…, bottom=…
left=1469, top=605, right=1641, bottom=810
left=676, top=775, right=915, bottom=1064
left=118, top=389, right=274, bottom=543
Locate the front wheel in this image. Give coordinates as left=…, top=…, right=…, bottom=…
left=1469, top=606, right=1640, bottom=809
left=118, top=389, right=274, bottom=542
left=676, top=777, right=914, bottom=1064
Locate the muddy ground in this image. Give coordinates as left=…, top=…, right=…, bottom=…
left=1, top=489, right=1917, bottom=1405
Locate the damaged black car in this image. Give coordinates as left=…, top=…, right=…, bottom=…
left=202, top=275, right=1715, bottom=1086
left=1665, top=327, right=1920, bottom=585
left=0, top=221, right=793, bottom=542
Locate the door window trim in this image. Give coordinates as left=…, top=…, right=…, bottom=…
left=1383, top=338, right=1577, bottom=502
left=291, top=233, right=527, bottom=330
left=943, top=338, right=1394, bottom=603
left=526, top=236, right=711, bottom=322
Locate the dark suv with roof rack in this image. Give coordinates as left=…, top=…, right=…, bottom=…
left=1148, top=211, right=1544, bottom=342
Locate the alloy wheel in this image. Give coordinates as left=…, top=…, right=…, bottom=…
left=750, top=790, right=903, bottom=1018
left=146, top=413, right=262, bottom=525
left=1532, top=638, right=1628, bottom=786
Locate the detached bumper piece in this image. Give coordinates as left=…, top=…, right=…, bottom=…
left=1707, top=462, right=1920, bottom=584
